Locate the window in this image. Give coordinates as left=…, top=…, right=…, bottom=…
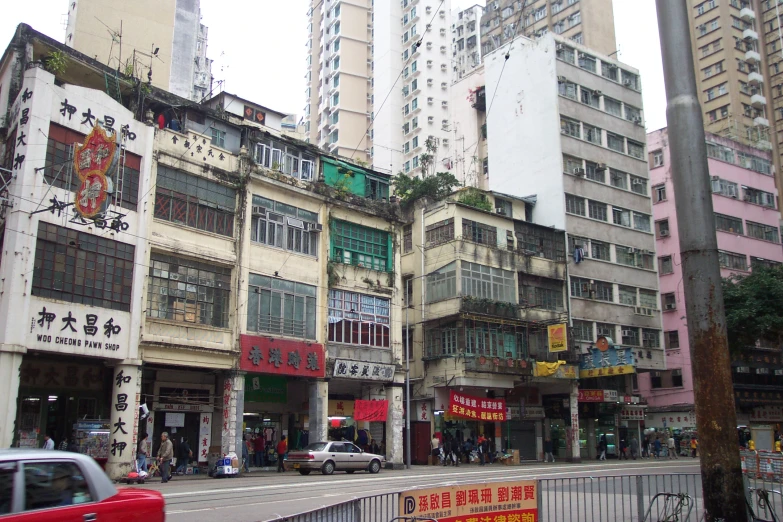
left=743, top=186, right=777, bottom=208
left=595, top=281, right=613, bottom=301
left=591, top=240, right=610, bottom=261
left=665, top=330, right=680, bottom=349
left=462, top=219, right=497, bottom=246
left=563, top=155, right=582, bottom=174
left=718, top=250, right=748, bottom=270
left=578, top=53, right=597, bottom=72
left=643, top=329, right=660, bottom=348
left=711, top=177, right=739, bottom=198
left=604, top=97, right=622, bottom=117
left=613, top=207, right=631, bottom=227
left=426, top=262, right=457, bottom=302
left=403, top=225, right=413, bottom=253
left=148, top=253, right=230, bottom=327
left=33, top=222, right=135, bottom=312
left=462, top=261, right=516, bottom=303
left=154, top=166, right=236, bottom=237
left=328, top=290, right=390, bottom=348
left=607, top=132, right=625, bottom=152
left=426, top=324, right=459, bottom=356
left=654, top=184, right=666, bottom=202
left=639, top=289, right=658, bottom=308
left=583, top=124, right=602, bottom=145
left=570, top=276, right=591, bottom=298
left=565, top=194, right=586, bottom=215
left=514, top=221, right=566, bottom=261
left=558, top=80, right=578, bottom=99
left=331, top=220, right=391, bottom=271
left=568, top=235, right=590, bottom=258
left=425, top=218, right=455, bottom=246
left=715, top=213, right=743, bottom=234
left=630, top=176, right=647, bottom=195
left=672, top=369, right=684, bottom=387
left=619, top=285, right=637, bottom=305
left=746, top=221, right=780, bottom=243
left=205, top=125, right=227, bottom=149
left=751, top=257, right=781, bottom=269
left=23, top=461, right=93, bottom=511
left=573, top=320, right=593, bottom=341
left=519, top=275, right=564, bottom=311
left=625, top=105, right=642, bottom=123
left=581, top=88, right=599, bottom=108
left=250, top=195, right=319, bottom=256
left=627, top=140, right=644, bottom=159
left=560, top=117, right=581, bottom=137
left=610, top=169, right=628, bottom=189
left=556, top=45, right=575, bottom=64
left=588, top=200, right=607, bottom=221
left=247, top=274, right=316, bottom=339
left=622, top=326, right=640, bottom=346
left=602, top=62, right=619, bottom=81
left=585, top=161, right=605, bottom=183
left=596, top=322, right=614, bottom=338
left=633, top=212, right=651, bottom=232
left=660, top=255, right=674, bottom=274
left=44, top=123, right=141, bottom=211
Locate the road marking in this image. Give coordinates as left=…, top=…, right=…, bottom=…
left=161, top=461, right=698, bottom=499
left=166, top=493, right=346, bottom=515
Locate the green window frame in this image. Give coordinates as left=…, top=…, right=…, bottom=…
left=330, top=220, right=391, bottom=272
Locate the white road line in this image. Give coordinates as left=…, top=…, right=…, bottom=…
left=162, top=461, right=698, bottom=499
left=166, top=493, right=346, bottom=515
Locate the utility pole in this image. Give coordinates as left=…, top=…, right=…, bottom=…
left=405, top=278, right=412, bottom=470
left=655, top=2, right=745, bottom=521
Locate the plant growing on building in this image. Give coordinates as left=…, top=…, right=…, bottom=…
left=43, top=50, right=68, bottom=76
left=327, top=260, right=341, bottom=288
left=458, top=188, right=492, bottom=212
left=392, top=171, right=460, bottom=208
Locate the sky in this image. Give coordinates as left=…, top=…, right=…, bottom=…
left=0, top=0, right=666, bottom=130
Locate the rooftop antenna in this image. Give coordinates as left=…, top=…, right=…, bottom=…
left=95, top=17, right=122, bottom=70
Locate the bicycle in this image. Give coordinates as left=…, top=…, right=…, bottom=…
left=747, top=486, right=781, bottom=522
left=643, top=493, right=694, bottom=522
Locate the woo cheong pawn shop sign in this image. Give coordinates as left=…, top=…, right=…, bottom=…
left=240, top=334, right=325, bottom=378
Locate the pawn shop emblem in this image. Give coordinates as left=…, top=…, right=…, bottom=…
left=73, top=125, right=118, bottom=219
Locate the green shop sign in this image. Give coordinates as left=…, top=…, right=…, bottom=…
left=245, top=375, right=287, bottom=403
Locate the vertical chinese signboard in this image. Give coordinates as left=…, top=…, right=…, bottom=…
left=73, top=125, right=118, bottom=219
left=400, top=481, right=538, bottom=522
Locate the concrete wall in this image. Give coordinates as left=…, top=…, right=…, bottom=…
left=372, top=0, right=403, bottom=174
left=450, top=67, right=486, bottom=188
left=170, top=0, right=200, bottom=99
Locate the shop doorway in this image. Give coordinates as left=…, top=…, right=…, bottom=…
left=405, top=421, right=431, bottom=465
left=152, top=411, right=200, bottom=461
left=508, top=421, right=536, bottom=460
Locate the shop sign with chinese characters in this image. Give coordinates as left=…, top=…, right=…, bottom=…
left=332, top=358, right=395, bottom=382
left=646, top=412, right=696, bottom=428
left=399, top=481, right=538, bottom=522
left=240, top=335, right=325, bottom=378
left=28, top=298, right=129, bottom=359
left=579, top=345, right=636, bottom=378
left=620, top=406, right=646, bottom=421
left=449, top=391, right=507, bottom=422
left=750, top=405, right=783, bottom=423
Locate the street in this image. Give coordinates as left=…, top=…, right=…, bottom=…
left=138, top=459, right=702, bottom=522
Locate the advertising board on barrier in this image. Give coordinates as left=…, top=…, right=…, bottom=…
left=399, top=480, right=538, bottom=522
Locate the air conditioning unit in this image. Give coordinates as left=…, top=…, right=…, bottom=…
left=627, top=247, right=637, bottom=254
left=557, top=75, right=567, bottom=82
left=596, top=163, right=607, bottom=171
left=496, top=207, right=507, bottom=215
left=593, top=89, right=602, bottom=97
left=578, top=52, right=587, bottom=58
left=743, top=193, right=753, bottom=201
left=252, top=206, right=267, bottom=216
left=634, top=117, right=643, bottom=125
left=306, top=223, right=324, bottom=232
left=634, top=306, right=653, bottom=316
left=621, top=329, right=634, bottom=337
left=711, top=175, right=720, bottom=181
left=556, top=43, right=564, bottom=51
left=623, top=79, right=633, bottom=86
left=665, top=303, right=676, bottom=310
left=660, top=230, right=670, bottom=237
left=632, top=179, right=643, bottom=186
left=573, top=167, right=586, bottom=176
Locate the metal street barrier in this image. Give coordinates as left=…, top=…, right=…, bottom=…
left=268, top=473, right=783, bottom=522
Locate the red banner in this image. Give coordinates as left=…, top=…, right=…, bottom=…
left=578, top=390, right=605, bottom=403
left=449, top=391, right=506, bottom=421
left=354, top=400, right=388, bottom=421
left=239, top=335, right=325, bottom=378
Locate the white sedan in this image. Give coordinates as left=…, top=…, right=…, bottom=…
left=286, top=442, right=384, bottom=476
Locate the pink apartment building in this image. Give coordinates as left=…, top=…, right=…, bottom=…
left=640, top=128, right=783, bottom=436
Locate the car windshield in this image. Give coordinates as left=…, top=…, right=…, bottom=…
left=303, top=443, right=328, bottom=452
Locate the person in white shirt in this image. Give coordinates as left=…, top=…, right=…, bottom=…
left=667, top=435, right=678, bottom=459
left=42, top=434, right=55, bottom=450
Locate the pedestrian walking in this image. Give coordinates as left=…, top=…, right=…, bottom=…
left=176, top=437, right=192, bottom=474
left=431, top=435, right=440, bottom=463
left=598, top=435, right=607, bottom=461
left=619, top=438, right=629, bottom=460
left=254, top=434, right=265, bottom=467
left=137, top=433, right=149, bottom=472
left=653, top=437, right=662, bottom=459
left=630, top=435, right=639, bottom=460
left=544, top=437, right=555, bottom=462
left=241, top=434, right=250, bottom=472
left=42, top=433, right=55, bottom=450
left=276, top=435, right=287, bottom=472
left=690, top=437, right=698, bottom=458
left=667, top=435, right=678, bottom=459
left=477, top=435, right=487, bottom=465
left=157, top=432, right=174, bottom=483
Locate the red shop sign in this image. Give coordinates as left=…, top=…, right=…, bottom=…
left=449, top=391, right=506, bottom=421
left=578, top=390, right=605, bottom=403
left=240, top=335, right=325, bottom=378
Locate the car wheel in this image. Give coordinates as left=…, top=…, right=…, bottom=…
left=298, top=469, right=311, bottom=476
left=369, top=459, right=381, bottom=474
left=322, top=461, right=335, bottom=475
left=345, top=470, right=355, bottom=474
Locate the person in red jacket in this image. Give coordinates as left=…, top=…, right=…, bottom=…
left=276, top=436, right=287, bottom=472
